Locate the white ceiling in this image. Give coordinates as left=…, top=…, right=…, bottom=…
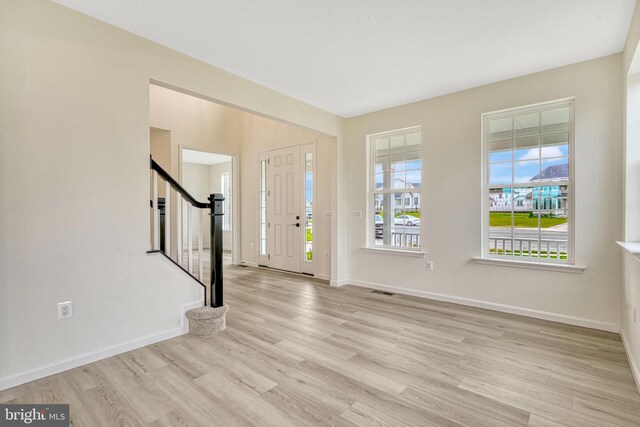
left=182, top=149, right=232, bottom=165
left=52, top=0, right=636, bottom=118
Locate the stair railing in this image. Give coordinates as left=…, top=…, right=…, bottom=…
left=149, top=156, right=224, bottom=308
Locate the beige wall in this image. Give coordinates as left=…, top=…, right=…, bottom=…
left=0, top=0, right=343, bottom=388
left=343, top=54, right=623, bottom=330
left=622, top=0, right=640, bottom=392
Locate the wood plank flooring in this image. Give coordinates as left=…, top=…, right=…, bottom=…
left=2, top=263, right=639, bottom=426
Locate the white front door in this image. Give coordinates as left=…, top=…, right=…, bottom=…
left=268, top=145, right=302, bottom=272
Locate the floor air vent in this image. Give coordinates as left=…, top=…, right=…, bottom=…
left=371, top=290, right=395, bottom=296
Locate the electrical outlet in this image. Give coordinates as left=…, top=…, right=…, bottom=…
left=352, top=210, right=362, bottom=218
left=325, top=251, right=329, bottom=257
left=58, top=301, right=72, bottom=320
left=425, top=260, right=434, bottom=271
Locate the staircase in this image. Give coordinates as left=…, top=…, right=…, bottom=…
left=149, top=156, right=228, bottom=335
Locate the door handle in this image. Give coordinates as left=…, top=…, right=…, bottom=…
left=291, top=223, right=300, bottom=227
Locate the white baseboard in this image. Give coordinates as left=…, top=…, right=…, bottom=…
left=239, top=260, right=258, bottom=267
left=0, top=300, right=203, bottom=392
left=620, top=329, right=640, bottom=394
left=330, top=279, right=348, bottom=287
left=345, top=278, right=619, bottom=333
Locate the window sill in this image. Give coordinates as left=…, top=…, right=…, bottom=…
left=361, top=247, right=426, bottom=257
left=616, top=241, right=640, bottom=255
left=472, top=257, right=586, bottom=273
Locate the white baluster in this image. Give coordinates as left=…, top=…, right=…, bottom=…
left=198, top=208, right=204, bottom=281
left=187, top=203, right=193, bottom=274
left=176, top=195, right=183, bottom=265
left=165, top=181, right=171, bottom=257
left=152, top=171, right=159, bottom=251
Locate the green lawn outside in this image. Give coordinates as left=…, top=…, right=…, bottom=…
left=490, top=212, right=567, bottom=228
left=306, top=227, right=312, bottom=261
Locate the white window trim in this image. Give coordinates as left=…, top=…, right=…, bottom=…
left=361, top=246, right=427, bottom=257
left=366, top=125, right=422, bottom=252
left=480, top=98, right=578, bottom=267
left=473, top=256, right=585, bottom=273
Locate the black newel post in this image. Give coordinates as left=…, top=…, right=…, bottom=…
left=208, top=193, right=224, bottom=308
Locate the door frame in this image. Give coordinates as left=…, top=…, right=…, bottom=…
left=178, top=145, right=240, bottom=265
left=258, top=141, right=316, bottom=275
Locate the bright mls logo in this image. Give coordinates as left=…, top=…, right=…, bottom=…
left=0, top=405, right=69, bottom=426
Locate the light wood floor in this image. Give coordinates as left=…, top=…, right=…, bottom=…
left=2, top=264, right=640, bottom=426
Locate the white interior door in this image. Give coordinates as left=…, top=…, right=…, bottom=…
left=268, top=145, right=302, bottom=272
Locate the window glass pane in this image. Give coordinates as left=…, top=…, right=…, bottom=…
left=391, top=153, right=405, bottom=171
left=405, top=159, right=421, bottom=170
left=405, top=132, right=421, bottom=150
left=540, top=158, right=569, bottom=181
left=390, top=135, right=405, bottom=150
left=542, top=107, right=569, bottom=133
left=374, top=194, right=383, bottom=210
left=406, top=170, right=421, bottom=188
left=512, top=187, right=539, bottom=259
left=542, top=131, right=568, bottom=146
left=391, top=210, right=420, bottom=248
left=541, top=133, right=570, bottom=159
left=375, top=138, right=389, bottom=155
left=514, top=112, right=539, bottom=137
left=489, top=187, right=512, bottom=213
left=514, top=160, right=539, bottom=183
left=489, top=162, right=512, bottom=185
left=514, top=135, right=540, bottom=161
left=490, top=150, right=512, bottom=163
left=489, top=188, right=513, bottom=255
left=374, top=192, right=410, bottom=210
left=489, top=117, right=512, bottom=140
left=392, top=171, right=406, bottom=189
left=374, top=173, right=384, bottom=190
left=541, top=144, right=568, bottom=158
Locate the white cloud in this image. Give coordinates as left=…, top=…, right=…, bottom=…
left=519, top=146, right=562, bottom=160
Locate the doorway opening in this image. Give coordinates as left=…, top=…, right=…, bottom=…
left=180, top=147, right=236, bottom=266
